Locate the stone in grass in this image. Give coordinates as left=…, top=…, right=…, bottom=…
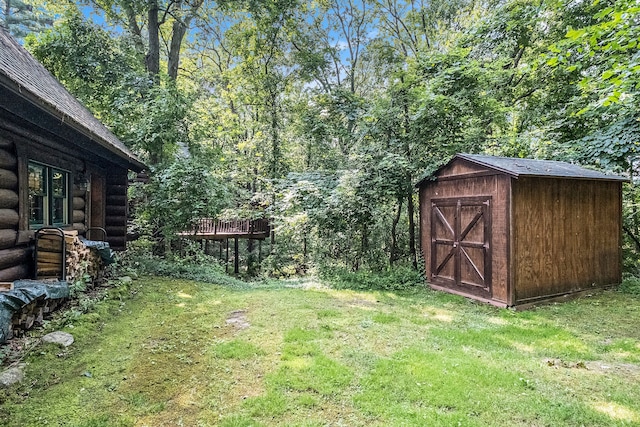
left=0, top=365, right=25, bottom=388
left=42, top=331, right=74, bottom=347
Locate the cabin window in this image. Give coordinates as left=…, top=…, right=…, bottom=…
left=28, top=162, right=69, bottom=228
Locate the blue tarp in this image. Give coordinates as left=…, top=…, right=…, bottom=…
left=79, top=238, right=115, bottom=265
left=0, top=280, right=69, bottom=343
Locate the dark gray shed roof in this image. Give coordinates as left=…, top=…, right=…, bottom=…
left=458, top=154, right=628, bottom=181
left=417, top=153, right=629, bottom=186
left=0, top=28, right=144, bottom=171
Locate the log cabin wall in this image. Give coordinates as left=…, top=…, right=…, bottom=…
left=419, top=159, right=511, bottom=305
left=72, top=184, right=87, bottom=235
left=0, top=122, right=133, bottom=281
left=0, top=131, right=29, bottom=281
left=511, top=177, right=622, bottom=304
left=0, top=124, right=92, bottom=280
left=105, top=171, right=128, bottom=251
left=0, top=28, right=145, bottom=278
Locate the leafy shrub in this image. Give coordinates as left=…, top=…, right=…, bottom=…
left=119, top=251, right=249, bottom=290
left=619, top=275, right=640, bottom=295
left=321, top=265, right=422, bottom=292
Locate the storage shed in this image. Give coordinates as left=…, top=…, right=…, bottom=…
left=0, top=28, right=145, bottom=281
left=417, top=153, right=628, bottom=308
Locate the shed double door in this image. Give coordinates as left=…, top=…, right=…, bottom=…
left=430, top=196, right=492, bottom=298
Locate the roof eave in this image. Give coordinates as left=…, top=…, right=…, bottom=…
left=416, top=153, right=630, bottom=186
left=455, top=153, right=520, bottom=178
left=0, top=74, right=145, bottom=172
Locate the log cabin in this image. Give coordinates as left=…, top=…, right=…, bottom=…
left=0, top=28, right=145, bottom=281
left=417, top=153, right=628, bottom=309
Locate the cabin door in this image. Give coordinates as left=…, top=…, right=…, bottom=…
left=430, top=196, right=492, bottom=298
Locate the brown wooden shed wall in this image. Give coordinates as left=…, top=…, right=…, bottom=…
left=512, top=177, right=622, bottom=303
left=419, top=160, right=511, bottom=304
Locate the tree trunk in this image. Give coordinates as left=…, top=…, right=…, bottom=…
left=146, top=0, right=160, bottom=78
left=122, top=0, right=145, bottom=55
left=168, top=0, right=203, bottom=80
left=247, top=238, right=256, bottom=275
left=358, top=224, right=369, bottom=271
left=390, top=196, right=403, bottom=265
left=407, top=190, right=417, bottom=269
left=399, top=75, right=417, bottom=269
left=168, top=20, right=187, bottom=80
left=269, top=95, right=281, bottom=179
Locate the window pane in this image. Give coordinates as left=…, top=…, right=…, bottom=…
left=28, top=163, right=46, bottom=196
left=52, top=170, right=66, bottom=197
left=29, top=194, right=46, bottom=225
left=51, top=169, right=68, bottom=225
left=29, top=163, right=47, bottom=226
left=52, top=196, right=66, bottom=225
left=28, top=163, right=69, bottom=228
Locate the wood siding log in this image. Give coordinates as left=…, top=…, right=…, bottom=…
left=73, top=210, right=85, bottom=223
left=106, top=184, right=127, bottom=196
left=0, top=135, right=15, bottom=150
left=419, top=168, right=510, bottom=304
left=0, top=149, right=17, bottom=169
left=106, top=195, right=127, bottom=205
left=73, top=197, right=85, bottom=210
left=0, top=189, right=18, bottom=209
left=73, top=188, right=86, bottom=198
left=105, top=216, right=126, bottom=226
left=106, top=174, right=128, bottom=186
left=0, top=209, right=19, bottom=228
left=0, top=263, right=29, bottom=281
left=106, top=235, right=126, bottom=246
left=105, top=226, right=126, bottom=236
left=0, top=229, right=17, bottom=249
left=0, top=169, right=17, bottom=189
left=0, top=247, right=31, bottom=269
left=105, top=205, right=126, bottom=216
left=72, top=223, right=86, bottom=233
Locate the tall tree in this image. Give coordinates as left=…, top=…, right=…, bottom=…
left=86, top=0, right=205, bottom=81
left=0, top=0, right=53, bottom=38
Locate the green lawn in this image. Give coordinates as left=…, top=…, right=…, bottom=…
left=1, top=276, right=639, bottom=426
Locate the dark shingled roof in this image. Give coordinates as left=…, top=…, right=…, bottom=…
left=0, top=27, right=144, bottom=171
left=458, top=154, right=628, bottom=181
left=417, top=153, right=629, bottom=186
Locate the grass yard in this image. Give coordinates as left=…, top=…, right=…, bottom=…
left=1, top=276, right=640, bottom=426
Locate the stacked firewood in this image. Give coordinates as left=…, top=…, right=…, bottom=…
left=11, top=297, right=64, bottom=337
left=36, top=230, right=104, bottom=283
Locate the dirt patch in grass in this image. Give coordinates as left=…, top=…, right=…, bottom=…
left=226, top=309, right=251, bottom=330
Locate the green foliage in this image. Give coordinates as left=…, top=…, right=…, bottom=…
left=18, top=0, right=640, bottom=275
left=548, top=0, right=640, bottom=108
left=321, top=266, right=422, bottom=292
left=0, top=0, right=54, bottom=39
left=559, top=116, right=640, bottom=172
left=119, top=255, right=248, bottom=290
left=619, top=275, right=640, bottom=295
left=69, top=272, right=92, bottom=298
left=25, top=11, right=145, bottom=129
left=139, top=157, right=230, bottom=242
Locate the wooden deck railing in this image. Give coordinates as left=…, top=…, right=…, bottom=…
left=188, top=218, right=271, bottom=237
